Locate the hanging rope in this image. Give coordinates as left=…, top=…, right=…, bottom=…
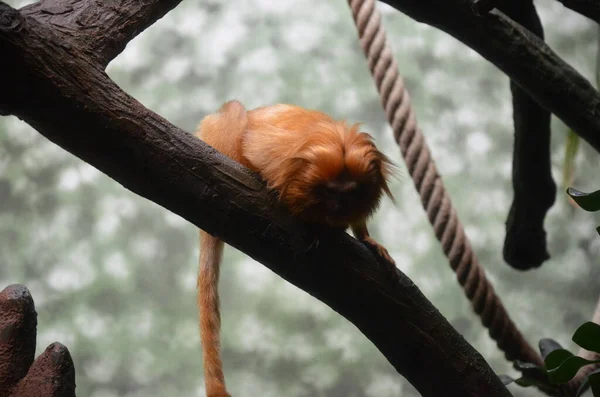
left=347, top=0, right=544, bottom=370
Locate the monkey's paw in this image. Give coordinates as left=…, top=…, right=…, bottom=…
left=361, top=237, right=397, bottom=274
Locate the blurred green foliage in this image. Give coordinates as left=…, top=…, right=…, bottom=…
left=1, top=1, right=600, bottom=396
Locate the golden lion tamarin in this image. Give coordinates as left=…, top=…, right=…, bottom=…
left=195, top=100, right=396, bottom=397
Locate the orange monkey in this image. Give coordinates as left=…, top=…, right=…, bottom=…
left=196, top=100, right=396, bottom=397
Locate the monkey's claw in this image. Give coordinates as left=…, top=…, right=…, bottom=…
left=362, top=237, right=397, bottom=273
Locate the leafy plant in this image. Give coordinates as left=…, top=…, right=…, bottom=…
left=567, top=187, right=600, bottom=236
left=501, top=322, right=600, bottom=396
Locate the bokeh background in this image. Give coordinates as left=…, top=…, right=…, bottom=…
left=2, top=1, right=600, bottom=396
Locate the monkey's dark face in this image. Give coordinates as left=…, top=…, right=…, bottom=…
left=275, top=125, right=395, bottom=228
left=307, top=169, right=385, bottom=227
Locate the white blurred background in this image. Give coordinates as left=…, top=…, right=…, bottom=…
left=1, top=1, right=600, bottom=396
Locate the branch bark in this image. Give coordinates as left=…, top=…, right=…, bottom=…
left=0, top=2, right=511, bottom=396
left=500, top=0, right=556, bottom=270
left=19, top=0, right=183, bottom=66
left=381, top=0, right=600, bottom=153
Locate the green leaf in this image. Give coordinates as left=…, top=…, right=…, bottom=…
left=573, top=322, right=600, bottom=353
left=548, top=356, right=600, bottom=384
left=589, top=371, right=600, bottom=396
left=545, top=349, right=574, bottom=370
left=567, top=188, right=600, bottom=212
left=539, top=338, right=566, bottom=360
left=513, top=360, right=549, bottom=386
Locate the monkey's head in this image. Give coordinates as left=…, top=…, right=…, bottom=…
left=271, top=122, right=395, bottom=228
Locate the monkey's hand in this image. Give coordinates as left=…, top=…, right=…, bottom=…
left=360, top=237, right=397, bottom=274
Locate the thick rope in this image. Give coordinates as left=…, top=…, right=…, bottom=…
left=347, top=0, right=545, bottom=371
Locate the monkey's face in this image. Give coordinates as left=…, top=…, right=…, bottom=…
left=275, top=126, right=395, bottom=228
left=311, top=170, right=385, bottom=227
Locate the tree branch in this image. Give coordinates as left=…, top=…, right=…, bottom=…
left=500, top=0, right=556, bottom=270
left=555, top=0, right=600, bottom=24
left=19, top=0, right=183, bottom=66
left=381, top=0, right=600, bottom=152
left=0, top=2, right=511, bottom=396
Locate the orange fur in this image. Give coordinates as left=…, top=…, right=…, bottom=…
left=244, top=104, right=395, bottom=226
left=195, top=100, right=395, bottom=397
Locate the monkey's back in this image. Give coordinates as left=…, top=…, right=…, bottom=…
left=243, top=104, right=350, bottom=186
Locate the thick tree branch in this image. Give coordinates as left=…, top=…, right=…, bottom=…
left=19, top=0, right=183, bottom=66
left=381, top=0, right=600, bottom=152
left=501, top=0, right=556, bottom=270
left=555, top=0, right=600, bottom=24
left=0, top=2, right=511, bottom=396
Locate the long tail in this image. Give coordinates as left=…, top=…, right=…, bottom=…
left=195, top=100, right=247, bottom=397
left=197, top=230, right=230, bottom=397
